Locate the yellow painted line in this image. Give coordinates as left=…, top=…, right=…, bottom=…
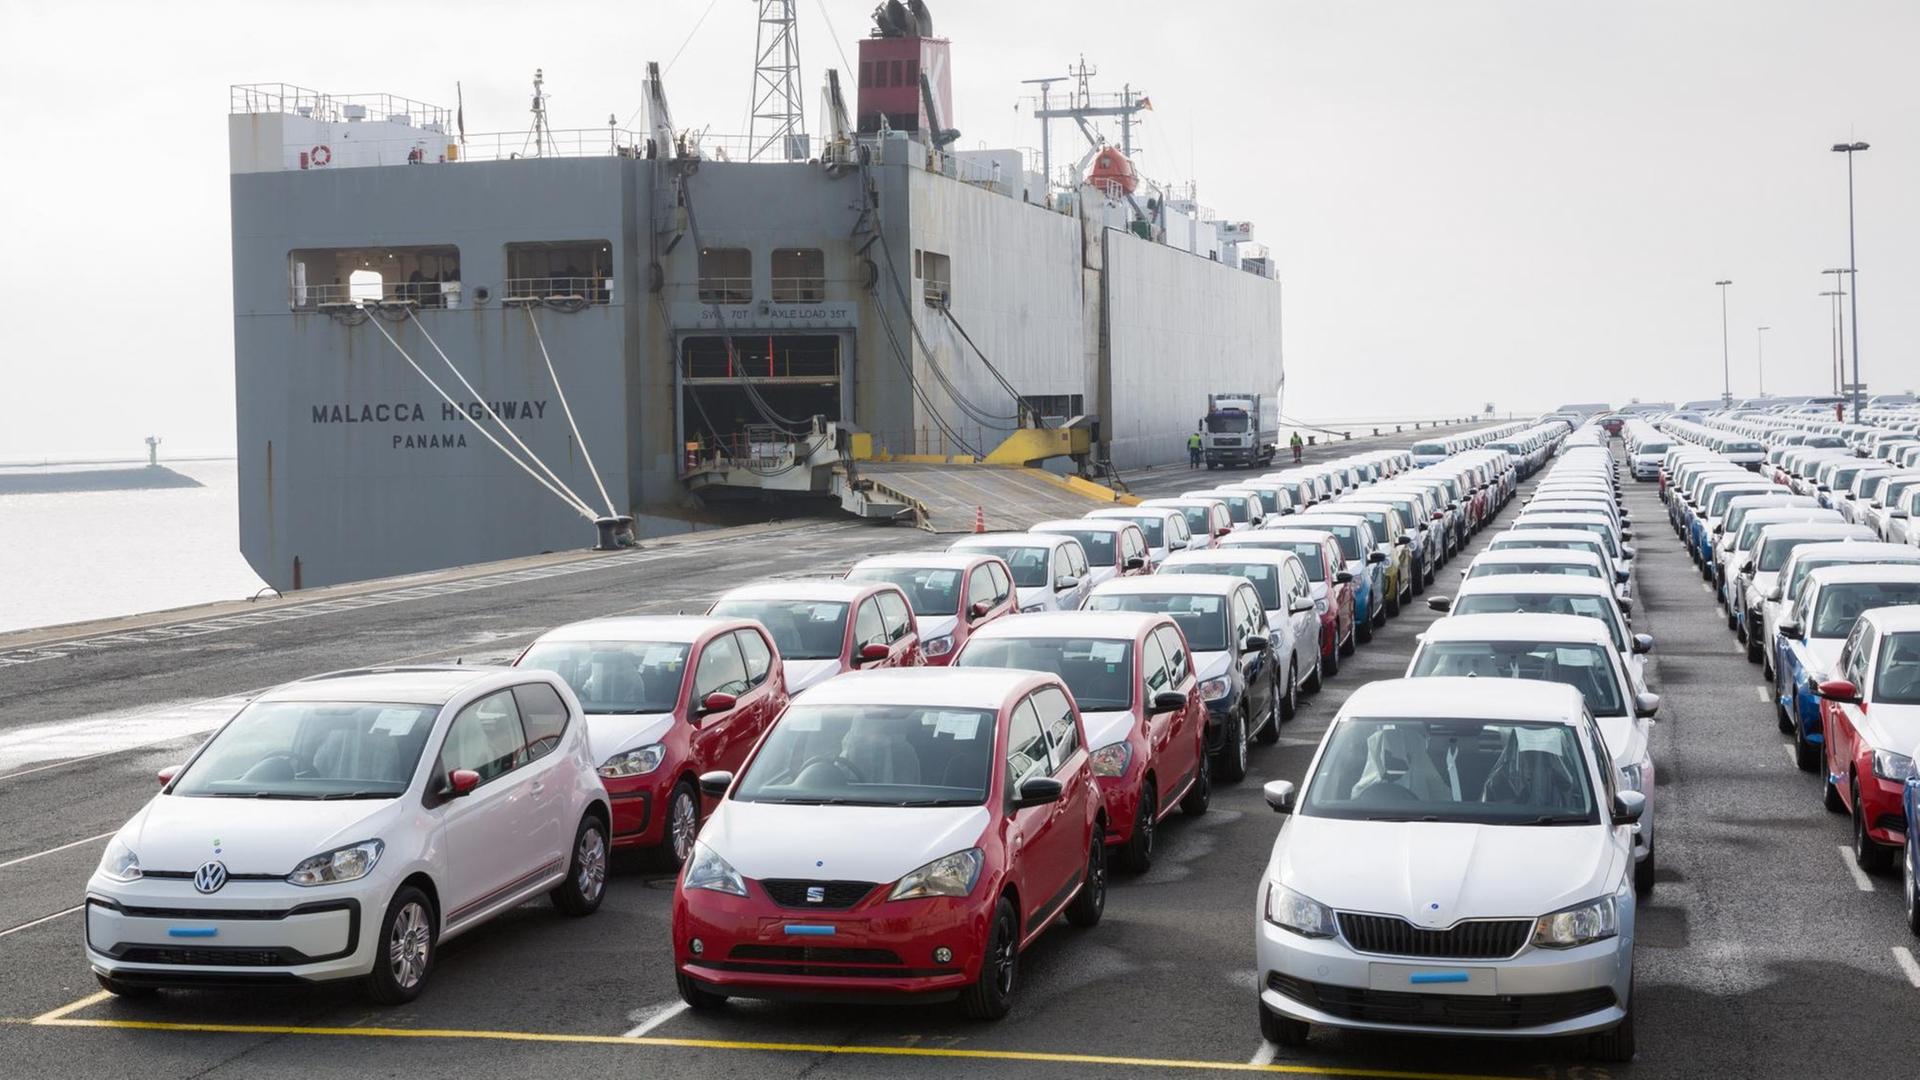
left=22, top=1013, right=1527, bottom=1080
left=29, top=990, right=111, bottom=1024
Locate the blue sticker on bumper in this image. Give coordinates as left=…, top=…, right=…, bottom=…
left=167, top=927, right=219, bottom=938
left=1409, top=971, right=1470, bottom=985
left=782, top=924, right=836, bottom=936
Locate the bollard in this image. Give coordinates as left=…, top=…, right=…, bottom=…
left=1307, top=435, right=1316, bottom=447
left=594, top=515, right=635, bottom=551
left=1343, top=431, right=1352, bottom=441
left=1372, top=427, right=1380, bottom=437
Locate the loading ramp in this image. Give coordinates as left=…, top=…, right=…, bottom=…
left=852, top=462, right=1133, bottom=533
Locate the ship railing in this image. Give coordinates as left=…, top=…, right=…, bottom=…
left=680, top=429, right=806, bottom=478
left=452, top=128, right=651, bottom=162
left=291, top=280, right=465, bottom=311
left=771, top=277, right=827, bottom=303
left=502, top=277, right=613, bottom=305
left=697, top=278, right=754, bottom=304
left=922, top=280, right=951, bottom=308
left=231, top=83, right=451, bottom=129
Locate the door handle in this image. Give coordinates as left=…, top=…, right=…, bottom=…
left=530, top=781, right=545, bottom=794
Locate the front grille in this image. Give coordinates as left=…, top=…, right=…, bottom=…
left=759, top=880, right=877, bottom=909
left=119, top=946, right=291, bottom=967
left=730, top=945, right=902, bottom=965
left=1875, top=813, right=1908, bottom=834
left=1268, top=973, right=1615, bottom=1030
left=1337, top=913, right=1531, bottom=960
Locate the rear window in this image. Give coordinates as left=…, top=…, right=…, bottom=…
left=1411, top=641, right=1624, bottom=716
left=1085, top=592, right=1228, bottom=652
left=1411, top=442, right=1446, bottom=455
left=1162, top=561, right=1281, bottom=609
left=846, top=566, right=962, bottom=616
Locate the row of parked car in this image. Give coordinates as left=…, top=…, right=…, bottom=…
left=1256, top=422, right=1652, bottom=1061
left=1640, top=412, right=1920, bottom=935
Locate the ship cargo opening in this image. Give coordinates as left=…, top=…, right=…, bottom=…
left=679, top=334, right=844, bottom=460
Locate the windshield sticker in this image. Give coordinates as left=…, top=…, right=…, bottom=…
left=370, top=709, right=418, bottom=736
left=1088, top=641, right=1129, bottom=665
left=929, top=712, right=982, bottom=740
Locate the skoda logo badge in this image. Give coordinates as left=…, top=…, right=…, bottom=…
left=193, top=860, right=229, bottom=894
left=806, top=885, right=826, bottom=904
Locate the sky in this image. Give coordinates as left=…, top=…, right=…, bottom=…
left=2, top=0, right=1916, bottom=458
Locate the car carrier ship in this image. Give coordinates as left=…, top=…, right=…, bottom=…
left=228, top=1, right=1284, bottom=591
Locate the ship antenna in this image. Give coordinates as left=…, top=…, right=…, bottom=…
left=747, top=0, right=809, bottom=161
left=523, top=68, right=556, bottom=158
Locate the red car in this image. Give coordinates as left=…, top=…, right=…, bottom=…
left=709, top=580, right=923, bottom=694
left=671, top=668, right=1105, bottom=1019
left=845, top=552, right=1019, bottom=666
left=1218, top=529, right=1357, bottom=674
left=1030, top=519, right=1154, bottom=586
left=953, top=611, right=1209, bottom=871
left=1817, top=606, right=1920, bottom=873
left=515, top=616, right=788, bottom=865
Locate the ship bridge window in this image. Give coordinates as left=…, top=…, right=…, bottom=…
left=922, top=250, right=950, bottom=306
left=289, top=246, right=461, bottom=310
left=505, top=241, right=613, bottom=304
left=698, top=248, right=753, bottom=304
left=771, top=249, right=826, bottom=303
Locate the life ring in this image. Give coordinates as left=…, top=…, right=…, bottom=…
left=311, top=144, right=332, bottom=167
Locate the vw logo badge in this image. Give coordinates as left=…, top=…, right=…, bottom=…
left=193, top=860, right=229, bottom=894
left=805, top=885, right=826, bottom=904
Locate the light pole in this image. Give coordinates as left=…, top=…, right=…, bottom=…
left=1823, top=266, right=1852, bottom=403
left=1715, top=280, right=1733, bottom=408
left=1832, top=140, right=1868, bottom=419
left=1819, top=288, right=1845, bottom=396
left=1756, top=325, right=1770, bottom=396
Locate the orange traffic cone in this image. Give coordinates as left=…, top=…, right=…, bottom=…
left=973, top=506, right=986, bottom=533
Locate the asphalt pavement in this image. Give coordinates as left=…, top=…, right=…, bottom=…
left=4, top=435, right=1913, bottom=1078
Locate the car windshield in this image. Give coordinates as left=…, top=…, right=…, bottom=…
left=170, top=700, right=438, bottom=799
left=1728, top=442, right=1764, bottom=454
left=963, top=545, right=1052, bottom=588
left=1757, top=537, right=1817, bottom=573
left=1252, top=540, right=1325, bottom=578
left=1875, top=632, right=1920, bottom=705
left=1207, top=414, right=1250, bottom=433
left=520, top=640, right=690, bottom=712
left=1045, top=528, right=1115, bottom=564
left=958, top=637, right=1135, bottom=711
left=1300, top=718, right=1597, bottom=824
left=1811, top=583, right=1920, bottom=638
left=1469, top=561, right=1600, bottom=581
left=1495, top=539, right=1603, bottom=563
left=1086, top=592, right=1229, bottom=651
left=1162, top=561, right=1281, bottom=609
left=1118, top=515, right=1164, bottom=546
left=709, top=600, right=848, bottom=661
left=847, top=566, right=961, bottom=616
left=1411, top=442, right=1446, bottom=456
left=1638, top=443, right=1670, bottom=455
left=1301, top=522, right=1364, bottom=560
left=732, top=703, right=996, bottom=806
left=1411, top=642, right=1625, bottom=716
left=1454, top=593, right=1624, bottom=650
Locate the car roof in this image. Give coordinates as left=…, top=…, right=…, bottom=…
left=1805, top=564, right=1920, bottom=587
left=1087, top=506, right=1177, bottom=520
left=1090, top=573, right=1249, bottom=598
left=966, top=610, right=1161, bottom=641
left=535, top=615, right=737, bottom=644
left=1142, top=497, right=1224, bottom=509
left=1864, top=607, right=1920, bottom=634
left=1292, top=512, right=1367, bottom=525
left=1456, top=574, right=1616, bottom=597
left=798, top=667, right=1045, bottom=708
left=269, top=665, right=511, bottom=704
left=850, top=552, right=991, bottom=571
left=1786, top=542, right=1920, bottom=565
left=951, top=532, right=1073, bottom=549
left=1752, top=523, right=1873, bottom=540
left=715, top=580, right=889, bottom=603
left=1163, top=549, right=1299, bottom=569
left=1420, top=613, right=1615, bottom=646
left=1033, top=518, right=1127, bottom=533
left=1223, top=529, right=1334, bottom=545
left=1339, top=677, right=1586, bottom=722
left=1470, top=548, right=1605, bottom=565
left=1491, top=529, right=1605, bottom=544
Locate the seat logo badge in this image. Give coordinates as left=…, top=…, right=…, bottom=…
left=806, top=885, right=826, bottom=904
left=194, top=860, right=229, bottom=894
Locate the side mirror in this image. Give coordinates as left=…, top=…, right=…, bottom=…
left=1334, top=571, right=1354, bottom=584
left=1611, top=790, right=1647, bottom=826
left=970, top=600, right=992, bottom=620
left=157, top=765, right=181, bottom=788
left=448, top=768, right=481, bottom=797
left=1395, top=535, right=1412, bottom=546
left=1621, top=546, right=1637, bottom=560
left=1428, top=595, right=1452, bottom=612
left=1815, top=678, right=1859, bottom=703
left=1632, top=633, right=1655, bottom=655
left=1263, top=779, right=1297, bottom=814
left=856, top=643, right=891, bottom=664
left=1740, top=558, right=1755, bottom=575
left=1634, top=692, right=1661, bottom=719
left=1367, top=551, right=1388, bottom=564
left=1621, top=530, right=1634, bottom=542
left=1015, top=776, right=1064, bottom=809
left=1616, top=569, right=1630, bottom=584
left=1290, top=601, right=1315, bottom=615
left=698, top=770, right=733, bottom=798
left=1894, top=510, right=1911, bottom=520
left=1243, top=635, right=1270, bottom=653
left=1151, top=690, right=1189, bottom=712
left=699, top=690, right=739, bottom=713
left=1778, top=620, right=1802, bottom=639
left=1055, top=575, right=1081, bottom=592
left=1124, top=556, right=1146, bottom=571
left=1216, top=527, right=1233, bottom=538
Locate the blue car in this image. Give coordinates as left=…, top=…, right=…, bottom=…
left=1773, top=618, right=1829, bottom=773
left=1904, top=775, right=1920, bottom=934
left=1291, top=517, right=1386, bottom=643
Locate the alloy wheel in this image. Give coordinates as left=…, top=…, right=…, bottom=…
left=576, top=825, right=608, bottom=902
left=388, top=900, right=431, bottom=989
left=670, top=789, right=700, bottom=863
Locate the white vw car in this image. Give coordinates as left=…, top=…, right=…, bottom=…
left=86, top=667, right=610, bottom=1002
left=1255, top=678, right=1640, bottom=1060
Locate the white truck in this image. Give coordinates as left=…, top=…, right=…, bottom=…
left=1202, top=392, right=1278, bottom=469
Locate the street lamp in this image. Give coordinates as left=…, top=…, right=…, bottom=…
left=1823, top=267, right=1852, bottom=404
left=1756, top=325, right=1770, bottom=396
left=1818, top=288, right=1845, bottom=395
left=1714, top=280, right=1733, bottom=408
left=1831, top=140, right=1869, bottom=420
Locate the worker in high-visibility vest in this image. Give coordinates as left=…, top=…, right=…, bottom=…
left=1187, top=429, right=1204, bottom=469
left=1290, top=431, right=1304, bottom=463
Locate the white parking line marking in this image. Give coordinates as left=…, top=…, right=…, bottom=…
left=1755, top=686, right=1771, bottom=703
left=622, top=1001, right=689, bottom=1038
left=1700, top=581, right=1712, bottom=593
left=1837, top=846, right=1874, bottom=892
left=1248, top=1041, right=1278, bottom=1066
left=1894, top=947, right=1920, bottom=989
left=1783, top=743, right=1797, bottom=768
left=0, top=830, right=115, bottom=871
left=0, top=904, right=83, bottom=939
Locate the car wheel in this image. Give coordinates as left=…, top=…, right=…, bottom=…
left=1775, top=683, right=1794, bottom=734
left=1066, top=823, right=1107, bottom=928
left=1268, top=666, right=1294, bottom=730
left=364, top=885, right=435, bottom=1005
left=1386, top=586, right=1402, bottom=617
left=1411, top=565, right=1425, bottom=595
left=1306, top=652, right=1326, bottom=692
left=551, top=814, right=609, bottom=916
left=94, top=973, right=157, bottom=999
left=1587, top=980, right=1636, bottom=1062
left=1633, top=840, right=1655, bottom=898
left=1725, top=605, right=1737, bottom=631
left=1118, top=782, right=1156, bottom=873
left=1338, top=626, right=1356, bottom=657
left=676, top=969, right=730, bottom=1011
left=663, top=779, right=701, bottom=870
left=1795, top=726, right=1820, bottom=773
left=1213, top=707, right=1249, bottom=782
left=1258, top=1002, right=1309, bottom=1047
left=1824, top=774, right=1846, bottom=814
left=1356, top=614, right=1374, bottom=645
left=1853, top=780, right=1893, bottom=873
left=1906, top=846, right=1920, bottom=937
left=959, top=897, right=1020, bottom=1020
left=1746, top=631, right=1763, bottom=664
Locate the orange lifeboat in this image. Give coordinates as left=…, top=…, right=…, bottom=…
left=1087, top=146, right=1137, bottom=195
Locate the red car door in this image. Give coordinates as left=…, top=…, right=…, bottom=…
left=1003, top=696, right=1067, bottom=930
left=1033, top=686, right=1095, bottom=905
left=1825, top=625, right=1871, bottom=807
left=875, top=588, right=922, bottom=666
left=1152, top=624, right=1203, bottom=800
left=730, top=627, right=781, bottom=746
left=688, top=631, right=756, bottom=785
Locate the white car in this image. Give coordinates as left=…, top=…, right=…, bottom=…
left=1763, top=542, right=1920, bottom=679
left=1030, top=518, right=1151, bottom=587
left=949, top=532, right=1092, bottom=613
left=87, top=667, right=610, bottom=1002
left=1255, top=678, right=1640, bottom=1060
left=1085, top=506, right=1195, bottom=567
left=1430, top=575, right=1652, bottom=691
left=1184, top=489, right=1267, bottom=532
left=1159, top=547, right=1323, bottom=712
left=1407, top=614, right=1659, bottom=895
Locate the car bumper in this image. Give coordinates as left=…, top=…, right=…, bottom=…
left=1256, top=917, right=1631, bottom=1039
left=85, top=877, right=378, bottom=986
left=1855, top=773, right=1911, bottom=846
left=605, top=775, right=662, bottom=848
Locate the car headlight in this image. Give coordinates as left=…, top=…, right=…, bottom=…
left=1265, top=883, right=1336, bottom=938
left=683, top=842, right=747, bottom=897
left=922, top=635, right=954, bottom=659
left=1089, top=740, right=1133, bottom=777
left=1618, top=763, right=1645, bottom=793
left=1871, top=749, right=1918, bottom=783
left=1531, top=895, right=1618, bottom=949
left=599, top=744, right=666, bottom=778
left=1020, top=602, right=1046, bottom=614
left=1199, top=676, right=1233, bottom=701
left=97, top=836, right=141, bottom=882
left=288, top=839, right=384, bottom=886
left=889, top=848, right=984, bottom=900
left=1314, top=597, right=1329, bottom=615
